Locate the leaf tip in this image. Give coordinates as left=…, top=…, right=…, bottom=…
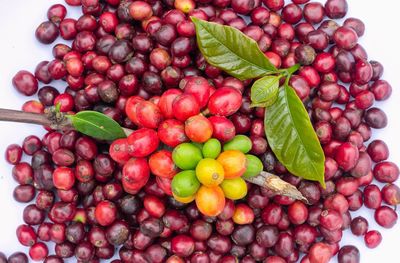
left=189, top=16, right=199, bottom=23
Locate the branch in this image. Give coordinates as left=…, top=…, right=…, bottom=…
left=0, top=108, right=73, bottom=131
left=245, top=171, right=308, bottom=203
left=0, top=108, right=51, bottom=126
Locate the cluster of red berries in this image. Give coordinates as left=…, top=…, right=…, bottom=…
left=2, top=0, right=400, bottom=262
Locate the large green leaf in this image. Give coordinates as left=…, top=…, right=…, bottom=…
left=251, top=76, right=280, bottom=106
left=264, top=86, right=326, bottom=187
left=191, top=17, right=277, bottom=80
left=68, top=111, right=126, bottom=141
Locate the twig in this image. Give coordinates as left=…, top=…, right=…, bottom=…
left=245, top=171, right=308, bottom=203
left=0, top=107, right=73, bottom=131
left=0, top=108, right=51, bottom=126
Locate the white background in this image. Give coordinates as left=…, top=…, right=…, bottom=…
left=0, top=0, right=399, bottom=262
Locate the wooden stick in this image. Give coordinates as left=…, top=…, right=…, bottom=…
left=0, top=108, right=51, bottom=126
left=245, top=171, right=308, bottom=203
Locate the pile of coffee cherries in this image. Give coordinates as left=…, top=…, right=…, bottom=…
left=3, top=0, right=400, bottom=262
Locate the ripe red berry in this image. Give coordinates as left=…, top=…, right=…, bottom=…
left=208, top=87, right=242, bottom=116
left=95, top=200, right=117, bottom=226
left=182, top=76, right=212, bottom=108
left=109, top=138, right=131, bottom=164
left=144, top=195, right=166, bottom=218
left=122, top=158, right=150, bottom=194
left=158, top=119, right=189, bottom=147
left=172, top=94, right=201, bottom=122
left=149, top=150, right=178, bottom=179
left=127, top=128, right=159, bottom=158
left=16, top=224, right=37, bottom=246
left=53, top=167, right=75, bottom=190
left=29, top=242, right=49, bottom=261
left=185, top=115, right=213, bottom=143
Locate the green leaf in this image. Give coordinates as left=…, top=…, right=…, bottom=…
left=264, top=86, right=326, bottom=187
left=68, top=111, right=126, bottom=141
left=55, top=103, right=61, bottom=113
left=251, top=76, right=280, bottom=106
left=281, top=64, right=301, bottom=76
left=191, top=17, right=277, bottom=80
left=250, top=102, right=267, bottom=108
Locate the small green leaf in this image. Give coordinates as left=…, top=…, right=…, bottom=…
left=264, top=86, right=326, bottom=187
left=68, top=111, right=126, bottom=141
left=251, top=76, right=280, bottom=105
left=191, top=17, right=277, bottom=80
left=55, top=102, right=61, bottom=113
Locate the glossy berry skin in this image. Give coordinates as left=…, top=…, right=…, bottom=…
left=185, top=115, right=213, bottom=143
left=122, top=158, right=150, bottom=194
left=209, top=116, right=236, bottom=142
left=172, top=94, right=200, bottom=122
left=149, top=150, right=178, bottom=179
left=95, top=200, right=117, bottom=226
left=12, top=70, right=39, bottom=96
left=333, top=26, right=358, bottom=50
left=54, top=93, right=75, bottom=112
left=47, top=4, right=67, bottom=24
left=127, top=128, right=159, bottom=158
left=5, top=144, right=23, bottom=164
left=182, top=76, right=212, bottom=108
left=370, top=80, right=392, bottom=101
left=374, top=206, right=398, bottom=228
left=373, top=162, right=399, bottom=183
left=23, top=204, right=45, bottom=225
left=288, top=201, right=308, bottom=225
left=125, top=96, right=144, bottom=124
left=8, top=252, right=29, bottom=263
left=29, top=242, right=49, bottom=261
left=16, top=224, right=37, bottom=246
left=143, top=195, right=165, bottom=218
left=364, top=230, right=382, bottom=248
left=364, top=184, right=382, bottom=209
left=159, top=89, right=183, bottom=119
left=109, top=138, right=131, bottom=165
left=208, top=87, right=242, bottom=117
left=35, top=21, right=59, bottom=44
left=381, top=184, right=400, bottom=205
left=129, top=1, right=153, bottom=21
left=158, top=119, right=189, bottom=147
left=134, top=101, right=164, bottom=129
left=171, top=235, right=195, bottom=258
left=52, top=167, right=75, bottom=191
left=350, top=216, right=369, bottom=236
left=48, top=202, right=76, bottom=224
left=338, top=245, right=360, bottom=263
left=335, top=142, right=359, bottom=172
left=319, top=209, right=343, bottom=231
left=325, top=0, right=348, bottom=19
left=308, top=242, right=332, bottom=263
left=313, top=52, right=335, bottom=73
left=13, top=185, right=36, bottom=203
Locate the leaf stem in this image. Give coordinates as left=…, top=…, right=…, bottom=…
left=287, top=64, right=301, bottom=75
